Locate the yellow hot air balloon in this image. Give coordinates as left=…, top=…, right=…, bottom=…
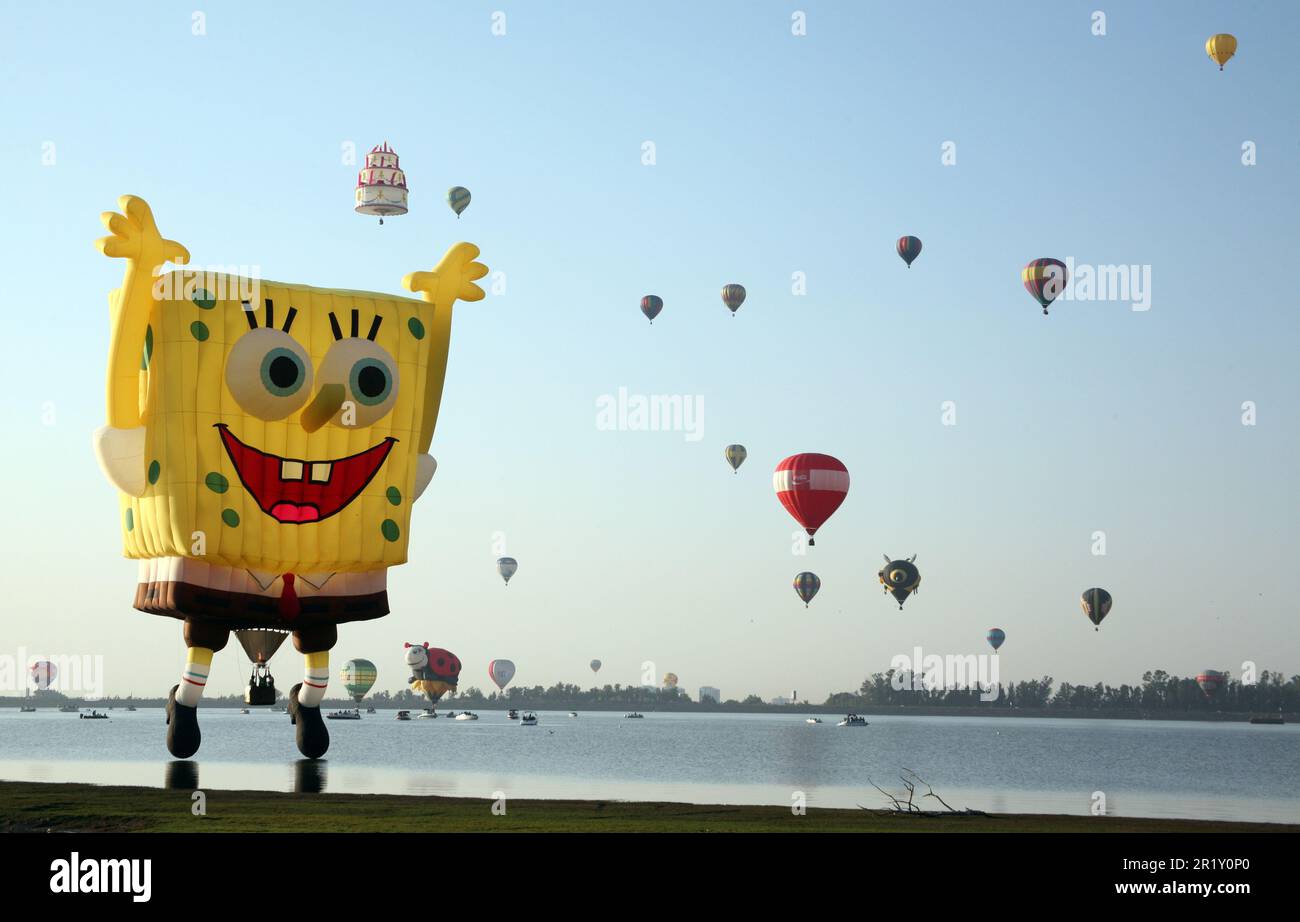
left=1206, top=34, right=1237, bottom=71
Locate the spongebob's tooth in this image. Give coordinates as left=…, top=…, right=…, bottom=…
left=310, top=463, right=332, bottom=483
left=280, top=460, right=304, bottom=481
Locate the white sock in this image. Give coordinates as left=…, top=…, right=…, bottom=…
left=298, top=665, right=329, bottom=707
left=177, top=653, right=211, bottom=707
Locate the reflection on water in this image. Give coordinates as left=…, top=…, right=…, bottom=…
left=2, top=709, right=1298, bottom=824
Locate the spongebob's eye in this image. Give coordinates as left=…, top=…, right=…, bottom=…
left=226, top=329, right=314, bottom=420
left=318, top=338, right=399, bottom=427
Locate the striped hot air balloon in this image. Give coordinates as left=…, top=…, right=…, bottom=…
left=1205, top=34, right=1236, bottom=71
left=724, top=444, right=747, bottom=473
left=897, top=236, right=922, bottom=268
left=29, top=660, right=57, bottom=690
left=1196, top=670, right=1228, bottom=698
left=641, top=295, right=663, bottom=324
left=341, top=659, right=378, bottom=703
left=447, top=186, right=471, bottom=217
left=721, top=284, right=746, bottom=316
left=1022, top=258, right=1068, bottom=315
left=497, top=557, right=518, bottom=586
left=488, top=659, right=516, bottom=691
left=1081, top=588, right=1112, bottom=631
left=986, top=628, right=1006, bottom=652
left=773, top=454, right=849, bottom=546
left=793, top=571, right=821, bottom=607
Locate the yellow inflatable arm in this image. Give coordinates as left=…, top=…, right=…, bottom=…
left=402, top=242, right=487, bottom=454
left=95, top=195, right=189, bottom=428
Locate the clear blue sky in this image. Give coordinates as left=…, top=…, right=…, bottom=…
left=1, top=1, right=1296, bottom=700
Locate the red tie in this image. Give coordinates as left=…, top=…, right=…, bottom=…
left=279, top=573, right=300, bottom=620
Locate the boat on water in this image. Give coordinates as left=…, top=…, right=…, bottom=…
left=520, top=712, right=538, bottom=726
left=1249, top=715, right=1285, bottom=725
left=58, top=705, right=79, bottom=713
left=507, top=709, right=519, bottom=720
left=326, top=709, right=361, bottom=720
left=395, top=710, right=411, bottom=721
left=837, top=714, right=868, bottom=727
left=806, top=717, right=823, bottom=724
left=416, top=709, right=438, bottom=719
left=366, top=707, right=376, bottom=714
left=568, top=711, right=578, bottom=718
left=624, top=712, right=644, bottom=719
left=270, top=704, right=287, bottom=713
left=80, top=710, right=109, bottom=720
left=239, top=708, right=250, bottom=714
left=19, top=706, right=36, bottom=713
left=454, top=712, right=478, bottom=721
left=125, top=705, right=137, bottom=712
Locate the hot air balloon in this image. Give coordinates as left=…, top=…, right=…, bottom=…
left=663, top=672, right=679, bottom=689
left=236, top=628, right=290, bottom=705
left=354, top=142, right=409, bottom=225
left=986, top=628, right=1006, bottom=652
left=488, top=659, right=516, bottom=691
left=641, top=295, right=663, bottom=324
left=447, top=186, right=471, bottom=217
left=1080, top=588, right=1112, bottom=631
left=897, top=236, right=922, bottom=268
left=29, top=660, right=57, bottom=690
left=1206, top=34, right=1237, bottom=71
left=497, top=557, right=518, bottom=586
left=725, top=444, right=747, bottom=473
left=793, top=571, right=821, bottom=607
left=341, top=659, right=378, bottom=703
left=589, top=659, right=602, bottom=674
left=879, top=555, right=921, bottom=609
left=405, top=643, right=461, bottom=707
left=1022, top=258, right=1068, bottom=315
left=1196, top=670, right=1228, bottom=698
left=721, top=284, right=746, bottom=316
left=773, top=453, right=849, bottom=546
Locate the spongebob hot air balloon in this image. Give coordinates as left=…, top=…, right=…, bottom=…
left=1205, top=34, right=1237, bottom=71
left=93, top=195, right=487, bottom=758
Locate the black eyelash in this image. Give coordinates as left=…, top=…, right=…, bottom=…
left=328, top=308, right=380, bottom=341
left=242, top=300, right=257, bottom=330
left=366, top=315, right=382, bottom=341
left=264, top=299, right=274, bottom=330
left=329, top=312, right=343, bottom=340
left=283, top=306, right=297, bottom=333
left=350, top=309, right=359, bottom=338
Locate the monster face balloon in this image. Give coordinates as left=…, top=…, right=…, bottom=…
left=406, top=643, right=461, bottom=705
left=93, top=195, right=486, bottom=759
left=878, top=555, right=921, bottom=609
left=1022, top=258, right=1068, bottom=315
left=793, top=572, right=820, bottom=608
left=1080, top=588, right=1112, bottom=631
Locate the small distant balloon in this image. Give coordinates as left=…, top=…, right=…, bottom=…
left=986, top=628, right=1006, bottom=652
left=897, top=236, right=923, bottom=268
left=1205, top=34, right=1237, bottom=71
left=1080, top=588, right=1112, bottom=631
left=641, top=295, right=663, bottom=324
left=447, top=186, right=471, bottom=217
left=721, top=284, right=746, bottom=316
left=589, top=659, right=602, bottom=674
left=663, top=672, right=679, bottom=689
left=488, top=659, right=516, bottom=691
left=793, top=571, right=821, bottom=608
left=30, top=660, right=57, bottom=690
left=724, top=444, right=747, bottom=473
left=1022, top=258, right=1068, bottom=315
left=497, top=557, right=518, bottom=586
left=1196, top=670, right=1227, bottom=698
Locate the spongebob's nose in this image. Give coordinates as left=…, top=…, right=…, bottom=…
left=300, top=383, right=346, bottom=433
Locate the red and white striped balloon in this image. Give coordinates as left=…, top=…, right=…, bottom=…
left=773, top=453, right=849, bottom=545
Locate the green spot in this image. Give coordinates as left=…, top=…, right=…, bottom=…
left=407, top=317, right=425, bottom=339
left=381, top=519, right=400, bottom=542
left=192, top=289, right=217, bottom=310
left=190, top=320, right=210, bottom=341
left=205, top=472, right=229, bottom=494
left=147, top=460, right=160, bottom=485
left=221, top=509, right=240, bottom=528
left=141, top=325, right=153, bottom=370
left=125, top=509, right=134, bottom=531
left=386, top=486, right=402, bottom=506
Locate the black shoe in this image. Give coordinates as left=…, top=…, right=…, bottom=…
left=287, top=683, right=329, bottom=759
left=165, top=684, right=201, bottom=758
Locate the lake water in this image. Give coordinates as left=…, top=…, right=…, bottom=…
left=2, top=709, right=1297, bottom=823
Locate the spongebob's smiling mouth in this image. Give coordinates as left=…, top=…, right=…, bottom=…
left=216, top=424, right=395, bottom=524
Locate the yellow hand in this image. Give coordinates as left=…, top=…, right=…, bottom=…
left=402, top=242, right=488, bottom=307
left=96, top=195, right=189, bottom=268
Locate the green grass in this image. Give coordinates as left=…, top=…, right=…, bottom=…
left=1, top=782, right=1293, bottom=832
